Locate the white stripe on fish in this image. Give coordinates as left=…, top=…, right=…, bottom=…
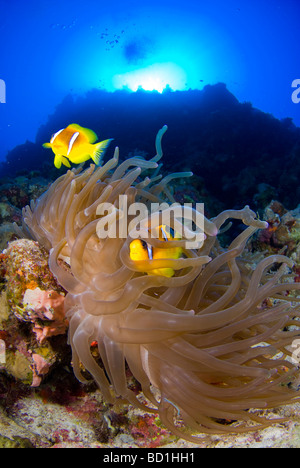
left=67, top=131, right=80, bottom=156
left=50, top=128, right=64, bottom=144
left=161, top=226, right=169, bottom=241
left=147, top=244, right=153, bottom=260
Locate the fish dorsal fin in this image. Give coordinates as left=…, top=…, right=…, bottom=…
left=68, top=124, right=98, bottom=143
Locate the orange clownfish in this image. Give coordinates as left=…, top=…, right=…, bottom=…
left=42, top=123, right=113, bottom=169
left=129, top=225, right=182, bottom=277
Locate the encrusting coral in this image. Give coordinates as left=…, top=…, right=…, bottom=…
left=17, top=126, right=300, bottom=442
left=0, top=239, right=67, bottom=386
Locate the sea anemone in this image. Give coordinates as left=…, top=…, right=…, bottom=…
left=18, top=126, right=300, bottom=441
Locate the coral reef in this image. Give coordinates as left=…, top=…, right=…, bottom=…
left=0, top=239, right=68, bottom=386
left=0, top=363, right=299, bottom=447
left=23, top=287, right=66, bottom=343
left=0, top=116, right=300, bottom=447
left=255, top=200, right=300, bottom=264
left=19, top=127, right=300, bottom=442
left=0, top=172, right=50, bottom=251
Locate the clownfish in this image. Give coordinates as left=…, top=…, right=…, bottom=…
left=129, top=225, right=182, bottom=277
left=42, top=123, right=113, bottom=169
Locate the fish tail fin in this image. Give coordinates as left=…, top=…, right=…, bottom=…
left=91, top=139, right=114, bottom=165
left=54, top=154, right=62, bottom=169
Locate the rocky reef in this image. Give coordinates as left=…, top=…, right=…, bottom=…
left=0, top=84, right=300, bottom=446
left=0, top=178, right=299, bottom=447
left=0, top=172, right=50, bottom=251
left=2, top=85, right=300, bottom=211
left=0, top=239, right=67, bottom=387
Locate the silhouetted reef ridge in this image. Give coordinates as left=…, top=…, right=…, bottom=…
left=2, top=83, right=300, bottom=209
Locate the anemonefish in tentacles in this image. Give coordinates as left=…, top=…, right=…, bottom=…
left=42, top=123, right=113, bottom=169
left=129, top=225, right=183, bottom=277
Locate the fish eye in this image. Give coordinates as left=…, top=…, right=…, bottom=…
left=140, top=240, right=148, bottom=249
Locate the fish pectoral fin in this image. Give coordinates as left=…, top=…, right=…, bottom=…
left=91, top=139, right=114, bottom=165
left=54, top=154, right=62, bottom=169
left=61, top=156, right=71, bottom=168
left=43, top=143, right=52, bottom=148
left=150, top=267, right=175, bottom=278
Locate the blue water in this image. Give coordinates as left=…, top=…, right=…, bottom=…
left=0, top=0, right=300, bottom=164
